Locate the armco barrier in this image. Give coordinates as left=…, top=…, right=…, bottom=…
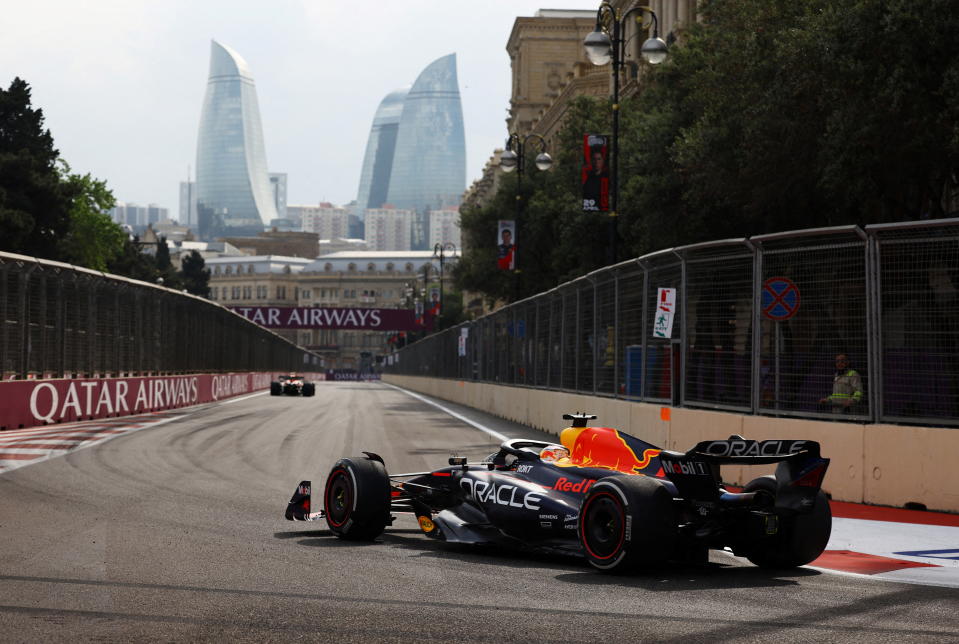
left=0, top=372, right=327, bottom=430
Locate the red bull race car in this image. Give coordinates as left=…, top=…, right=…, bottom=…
left=270, top=374, right=316, bottom=397
left=285, top=413, right=832, bottom=572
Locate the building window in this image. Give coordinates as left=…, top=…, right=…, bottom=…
left=214, top=266, right=221, bottom=275
left=301, top=289, right=311, bottom=299
left=324, top=263, right=333, bottom=272
left=367, top=262, right=376, bottom=272
left=277, top=286, right=286, bottom=299
left=248, top=264, right=255, bottom=274
left=231, top=286, right=240, bottom=299
left=386, top=263, right=394, bottom=271
left=242, top=286, right=252, bottom=299
left=225, top=266, right=232, bottom=275
left=405, top=263, right=414, bottom=272
left=348, top=263, right=357, bottom=272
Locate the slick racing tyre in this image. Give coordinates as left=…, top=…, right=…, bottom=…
left=270, top=382, right=282, bottom=396
left=579, top=476, right=676, bottom=572
left=742, top=475, right=832, bottom=569
left=302, top=383, right=316, bottom=397
left=324, top=456, right=390, bottom=540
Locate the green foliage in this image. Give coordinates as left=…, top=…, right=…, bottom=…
left=456, top=0, right=959, bottom=304
left=0, top=77, right=72, bottom=258
left=181, top=250, right=211, bottom=297
left=59, top=163, right=125, bottom=271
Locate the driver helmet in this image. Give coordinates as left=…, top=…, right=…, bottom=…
left=539, top=445, right=571, bottom=463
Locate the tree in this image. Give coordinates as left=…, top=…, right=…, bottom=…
left=181, top=250, right=210, bottom=297
left=154, top=236, right=183, bottom=290
left=0, top=77, right=72, bottom=258
left=59, top=163, right=125, bottom=271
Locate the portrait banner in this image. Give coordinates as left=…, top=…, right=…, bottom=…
left=497, top=219, right=516, bottom=270
left=582, top=133, right=610, bottom=212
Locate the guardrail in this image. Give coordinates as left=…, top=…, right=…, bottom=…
left=0, top=251, right=320, bottom=379
left=386, top=219, right=959, bottom=427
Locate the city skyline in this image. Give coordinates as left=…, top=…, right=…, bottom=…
left=0, top=0, right=592, bottom=219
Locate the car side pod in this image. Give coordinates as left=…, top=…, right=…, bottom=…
left=285, top=480, right=325, bottom=521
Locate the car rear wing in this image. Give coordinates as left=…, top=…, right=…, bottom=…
left=660, top=438, right=830, bottom=513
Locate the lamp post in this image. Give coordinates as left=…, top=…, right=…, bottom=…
left=500, top=133, right=552, bottom=298
left=432, top=242, right=457, bottom=320
left=584, top=2, right=667, bottom=264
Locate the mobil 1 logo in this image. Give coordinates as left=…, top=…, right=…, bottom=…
left=661, top=457, right=709, bottom=476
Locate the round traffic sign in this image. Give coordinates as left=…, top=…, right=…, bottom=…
left=762, top=277, right=800, bottom=321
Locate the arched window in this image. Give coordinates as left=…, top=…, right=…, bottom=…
left=324, top=263, right=333, bottom=272
left=348, top=263, right=357, bottom=272
left=386, top=262, right=394, bottom=272
left=213, top=266, right=221, bottom=275
left=224, top=266, right=232, bottom=275
left=405, top=263, right=414, bottom=272
left=248, top=264, right=255, bottom=274
left=367, top=262, right=376, bottom=272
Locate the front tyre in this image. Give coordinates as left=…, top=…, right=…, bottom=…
left=742, top=475, right=832, bottom=569
left=579, top=476, right=676, bottom=572
left=324, top=457, right=390, bottom=540
left=270, top=382, right=281, bottom=396
left=302, top=383, right=316, bottom=397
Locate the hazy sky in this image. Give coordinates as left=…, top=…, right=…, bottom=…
left=2, top=0, right=596, bottom=218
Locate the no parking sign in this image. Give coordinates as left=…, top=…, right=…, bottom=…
left=762, top=277, right=800, bottom=321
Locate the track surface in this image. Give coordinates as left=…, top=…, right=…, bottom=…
left=0, top=382, right=956, bottom=642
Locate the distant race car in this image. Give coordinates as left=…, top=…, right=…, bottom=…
left=284, top=412, right=832, bottom=572
left=270, top=374, right=315, bottom=397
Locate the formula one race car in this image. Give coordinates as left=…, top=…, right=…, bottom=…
left=284, top=413, right=831, bottom=572
left=270, top=374, right=315, bottom=397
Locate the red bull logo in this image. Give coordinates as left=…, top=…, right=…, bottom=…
left=559, top=426, right=660, bottom=474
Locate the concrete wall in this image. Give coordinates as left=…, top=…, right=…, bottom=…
left=384, top=375, right=959, bottom=514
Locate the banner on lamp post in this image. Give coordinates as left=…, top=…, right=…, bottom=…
left=582, top=134, right=610, bottom=212
left=497, top=220, right=515, bottom=270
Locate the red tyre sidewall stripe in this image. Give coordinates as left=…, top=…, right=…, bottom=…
left=580, top=490, right=626, bottom=561
left=325, top=468, right=352, bottom=528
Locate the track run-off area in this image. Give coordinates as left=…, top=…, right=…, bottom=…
left=0, top=382, right=957, bottom=642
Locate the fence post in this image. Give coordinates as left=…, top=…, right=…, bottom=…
left=750, top=242, right=764, bottom=413
left=613, top=270, right=620, bottom=398
left=677, top=250, right=687, bottom=406
left=867, top=230, right=882, bottom=422
left=639, top=259, right=648, bottom=401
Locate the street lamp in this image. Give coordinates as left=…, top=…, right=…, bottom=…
left=499, top=133, right=552, bottom=279
left=432, top=242, right=457, bottom=320
left=584, top=2, right=667, bottom=264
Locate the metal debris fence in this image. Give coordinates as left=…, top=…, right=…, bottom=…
left=386, top=220, right=959, bottom=426
left=1, top=251, right=320, bottom=378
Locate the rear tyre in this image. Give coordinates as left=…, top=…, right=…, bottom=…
left=742, top=475, right=831, bottom=569
left=302, top=382, right=315, bottom=397
left=270, top=382, right=281, bottom=396
left=324, top=456, right=391, bottom=540
left=579, top=476, right=676, bottom=572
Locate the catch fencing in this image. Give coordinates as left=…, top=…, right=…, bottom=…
left=0, top=251, right=320, bottom=379
left=386, top=220, right=959, bottom=426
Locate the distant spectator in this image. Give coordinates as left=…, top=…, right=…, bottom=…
left=820, top=353, right=863, bottom=413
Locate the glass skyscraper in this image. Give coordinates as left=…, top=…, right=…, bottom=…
left=385, top=54, right=466, bottom=218
left=195, top=40, right=277, bottom=239
left=355, top=87, right=409, bottom=214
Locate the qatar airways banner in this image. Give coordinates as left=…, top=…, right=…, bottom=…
left=0, top=372, right=293, bottom=431
left=228, top=306, right=430, bottom=331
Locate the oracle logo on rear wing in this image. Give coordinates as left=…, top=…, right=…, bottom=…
left=689, top=439, right=821, bottom=462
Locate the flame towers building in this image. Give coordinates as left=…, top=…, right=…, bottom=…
left=195, top=40, right=277, bottom=239
left=384, top=54, right=466, bottom=246
left=355, top=87, right=409, bottom=214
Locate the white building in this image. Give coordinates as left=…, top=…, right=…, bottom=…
left=294, top=203, right=350, bottom=239
left=365, top=206, right=414, bottom=251
left=429, top=207, right=461, bottom=248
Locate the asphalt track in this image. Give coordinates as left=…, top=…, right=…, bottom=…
left=0, top=382, right=957, bottom=643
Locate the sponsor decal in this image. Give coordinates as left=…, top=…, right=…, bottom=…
left=28, top=377, right=201, bottom=424
left=418, top=516, right=436, bottom=533
left=516, top=464, right=534, bottom=474
left=540, top=521, right=552, bottom=528
left=625, top=515, right=633, bottom=542
left=700, top=439, right=808, bottom=458
left=539, top=514, right=559, bottom=520
left=553, top=477, right=596, bottom=494
left=661, top=458, right=709, bottom=476
left=230, top=306, right=430, bottom=331
left=564, top=514, right=579, bottom=523
left=460, top=478, right=542, bottom=511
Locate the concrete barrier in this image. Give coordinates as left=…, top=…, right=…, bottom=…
left=0, top=371, right=327, bottom=431
left=384, top=375, right=958, bottom=514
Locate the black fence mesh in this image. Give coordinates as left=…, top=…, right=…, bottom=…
left=0, top=252, right=318, bottom=378
left=386, top=220, right=959, bottom=426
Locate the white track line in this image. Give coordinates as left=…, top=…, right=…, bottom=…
left=381, top=382, right=509, bottom=442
